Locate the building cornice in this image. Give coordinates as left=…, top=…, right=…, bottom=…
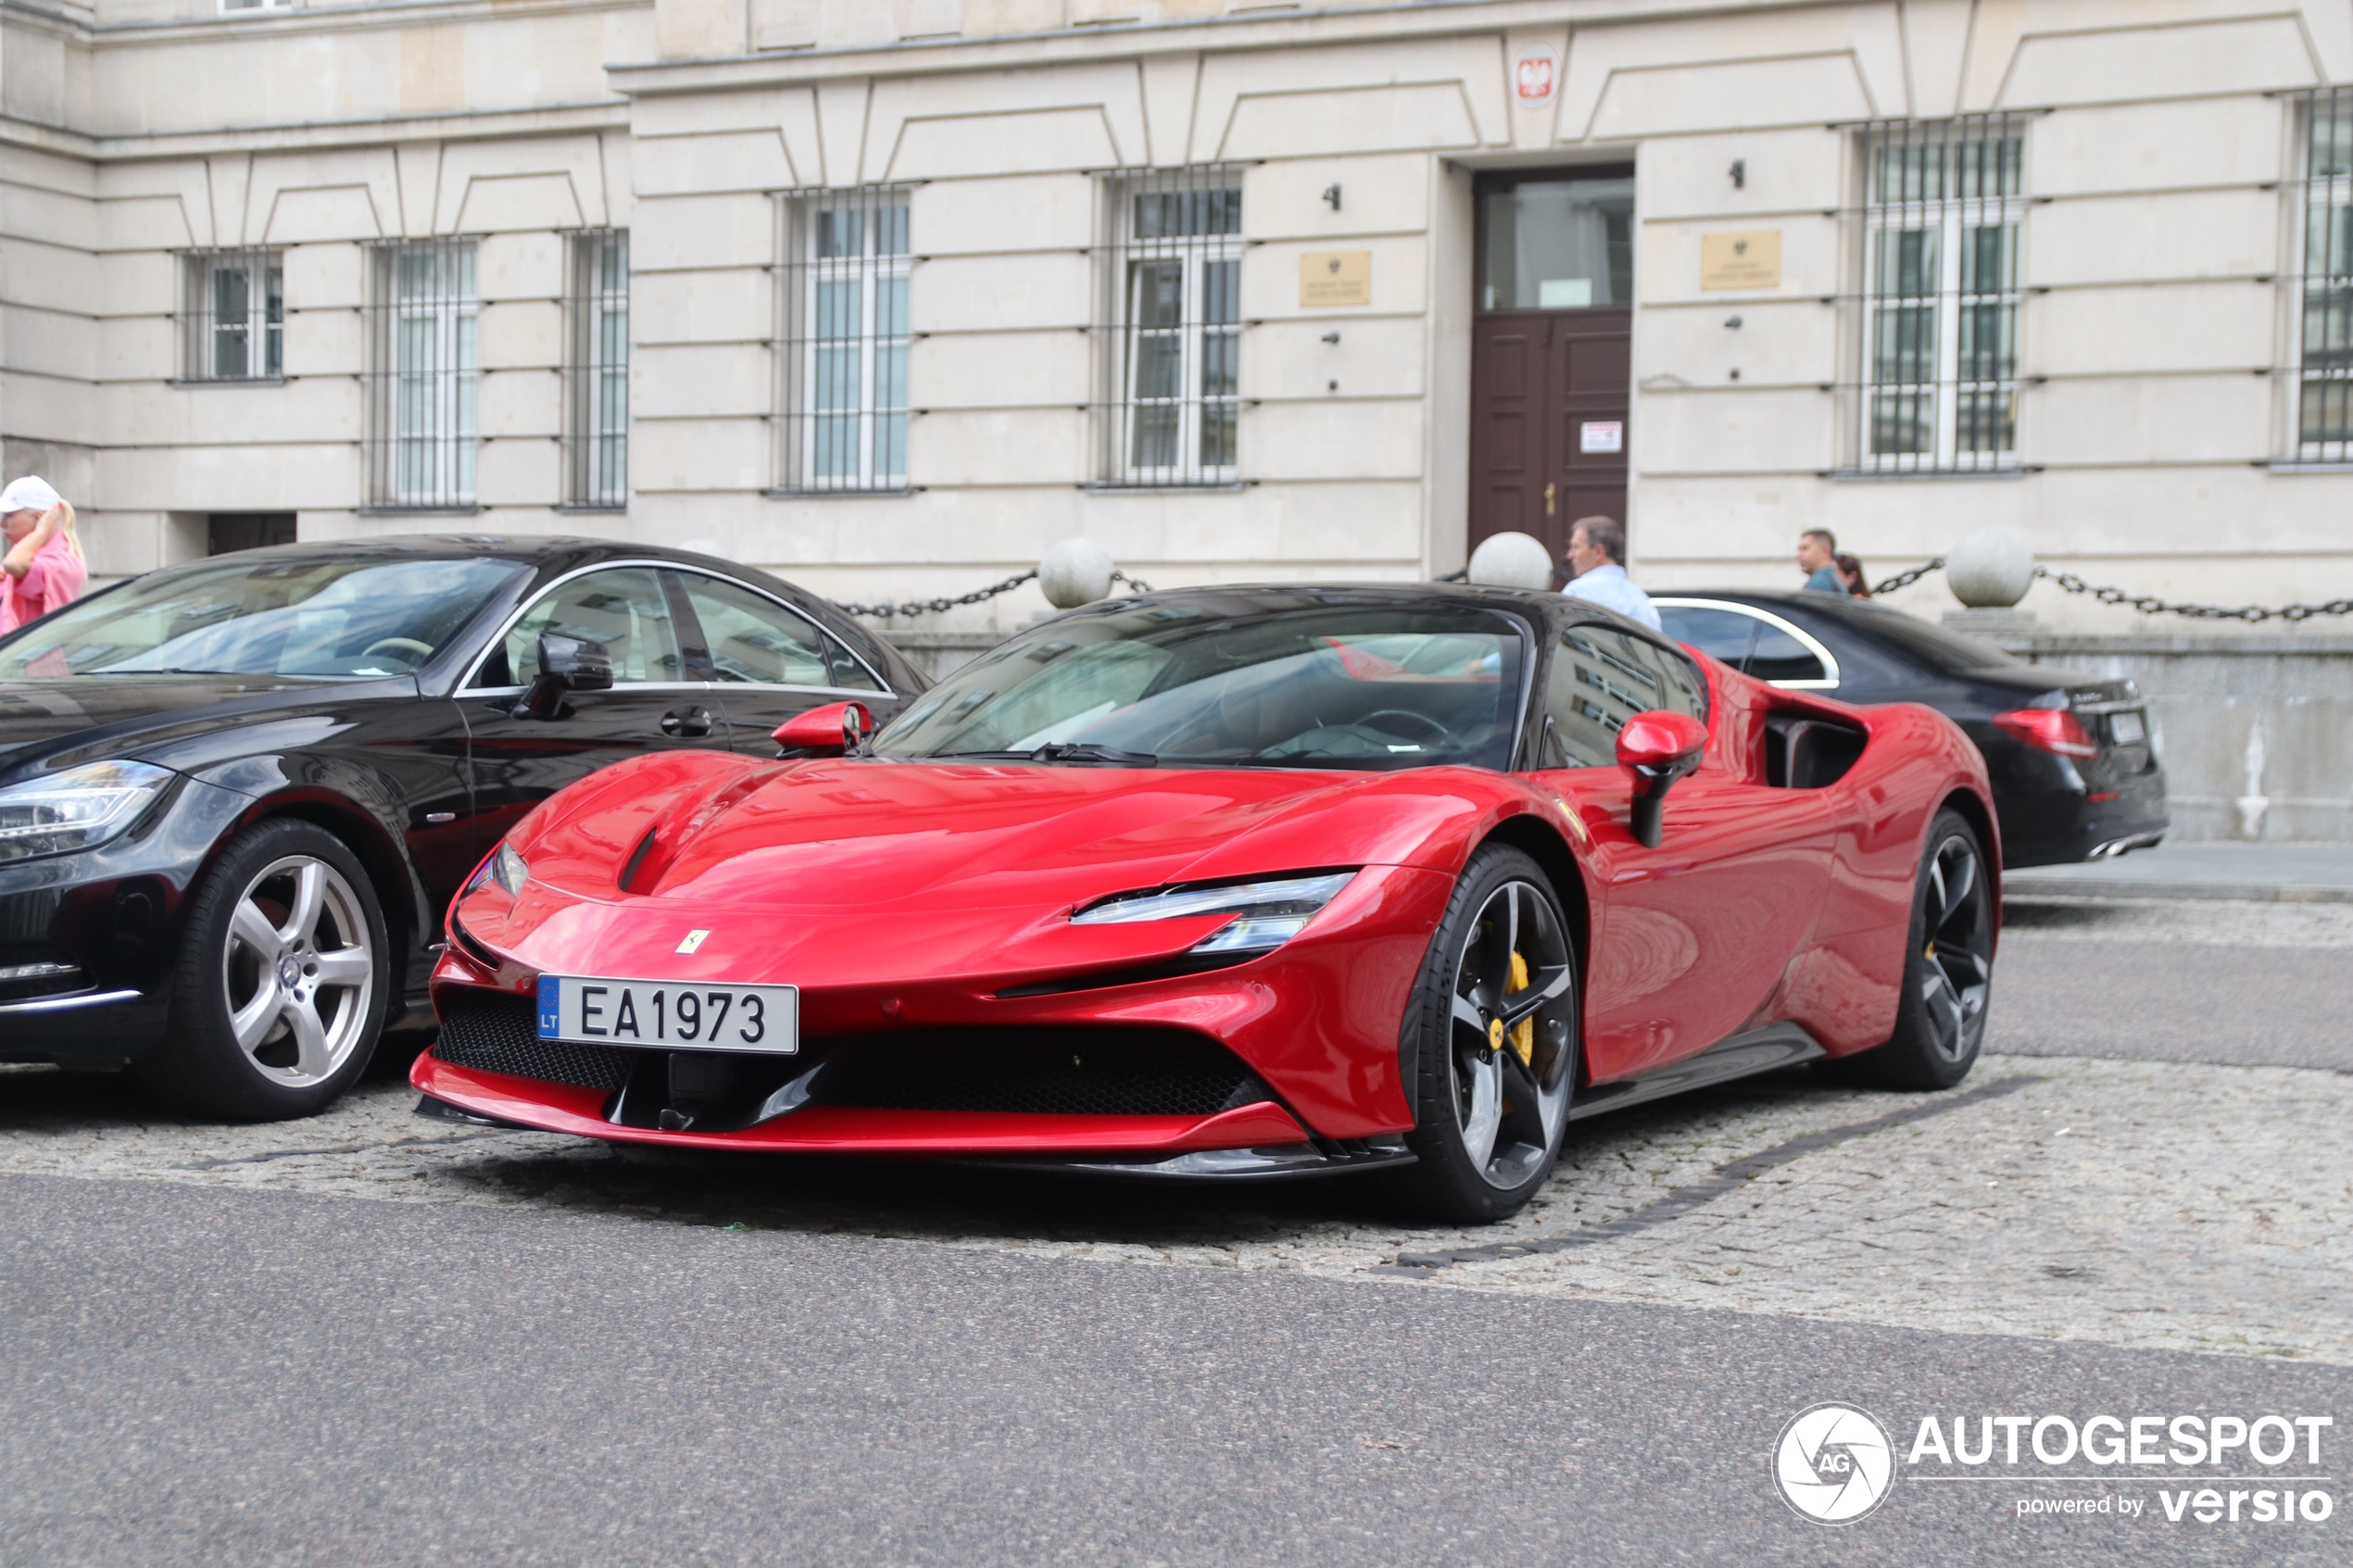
left=0, top=100, right=628, bottom=163
left=606, top=0, right=1824, bottom=95
left=2, top=0, right=644, bottom=46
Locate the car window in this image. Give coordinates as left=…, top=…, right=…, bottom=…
left=0, top=556, right=524, bottom=681
left=820, top=630, right=887, bottom=693
left=675, top=574, right=837, bottom=688
left=1657, top=605, right=1759, bottom=668
left=1745, top=622, right=1828, bottom=684
left=482, top=568, right=686, bottom=687
left=1541, top=624, right=1708, bottom=769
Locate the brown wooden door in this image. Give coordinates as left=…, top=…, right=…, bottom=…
left=1468, top=307, right=1630, bottom=566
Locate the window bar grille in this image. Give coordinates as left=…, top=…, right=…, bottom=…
left=2297, top=87, right=2353, bottom=462
left=364, top=238, right=479, bottom=510
left=776, top=185, right=911, bottom=494
left=180, top=248, right=283, bottom=383
left=564, top=229, right=630, bottom=508
left=1856, top=116, right=2024, bottom=474
left=1094, top=164, right=1244, bottom=488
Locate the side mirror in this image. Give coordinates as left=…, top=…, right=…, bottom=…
left=1615, top=709, right=1706, bottom=847
left=510, top=633, right=613, bottom=721
left=774, top=700, right=873, bottom=758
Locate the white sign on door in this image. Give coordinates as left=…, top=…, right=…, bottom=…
left=1579, top=420, right=1624, bottom=455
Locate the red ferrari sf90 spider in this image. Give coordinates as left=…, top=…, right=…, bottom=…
left=416, top=585, right=1998, bottom=1222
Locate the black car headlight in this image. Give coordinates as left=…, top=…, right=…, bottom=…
left=0, top=760, right=172, bottom=864
left=1070, top=871, right=1357, bottom=957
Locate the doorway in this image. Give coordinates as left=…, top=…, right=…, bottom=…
left=208, top=512, right=296, bottom=555
left=1468, top=168, right=1634, bottom=572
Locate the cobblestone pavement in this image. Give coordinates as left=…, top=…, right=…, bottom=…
left=3, top=897, right=2344, bottom=1367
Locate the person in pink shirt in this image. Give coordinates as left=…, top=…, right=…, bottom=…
left=1, top=475, right=87, bottom=634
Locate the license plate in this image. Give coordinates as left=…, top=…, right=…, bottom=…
left=536, top=976, right=798, bottom=1053
left=2109, top=710, right=2145, bottom=745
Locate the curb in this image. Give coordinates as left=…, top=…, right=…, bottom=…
left=2003, top=878, right=2353, bottom=905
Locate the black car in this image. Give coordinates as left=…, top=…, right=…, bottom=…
left=1653, top=589, right=2166, bottom=868
left=0, top=535, right=926, bottom=1116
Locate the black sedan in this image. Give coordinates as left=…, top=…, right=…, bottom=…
left=0, top=536, right=925, bottom=1117
left=1653, top=589, right=2166, bottom=868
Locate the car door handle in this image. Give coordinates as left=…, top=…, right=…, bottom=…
left=661, top=707, right=715, bottom=738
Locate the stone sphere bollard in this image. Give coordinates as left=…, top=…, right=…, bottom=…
left=1038, top=537, right=1116, bottom=609
left=1944, top=528, right=2037, bottom=608
left=1466, top=531, right=1556, bottom=591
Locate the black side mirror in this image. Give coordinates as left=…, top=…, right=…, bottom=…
left=511, top=633, right=614, bottom=720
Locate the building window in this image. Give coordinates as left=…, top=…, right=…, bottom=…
left=1857, top=118, right=2024, bottom=472
left=180, top=249, right=283, bottom=383
left=1096, top=167, right=1243, bottom=487
left=777, top=187, right=910, bottom=494
left=2296, top=88, right=2353, bottom=460
left=365, top=239, right=478, bottom=510
left=564, top=230, right=629, bottom=508
left=219, top=0, right=294, bottom=11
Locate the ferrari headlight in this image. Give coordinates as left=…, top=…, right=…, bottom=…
left=492, top=841, right=530, bottom=897
left=0, top=760, right=172, bottom=864
left=1072, top=871, right=1356, bottom=957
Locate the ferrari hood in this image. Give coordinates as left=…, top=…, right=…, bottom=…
left=516, top=753, right=1493, bottom=913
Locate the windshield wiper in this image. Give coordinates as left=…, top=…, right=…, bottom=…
left=926, top=743, right=1158, bottom=766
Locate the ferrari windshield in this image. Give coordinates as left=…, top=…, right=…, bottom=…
left=874, top=600, right=1528, bottom=771
left=0, top=556, right=525, bottom=681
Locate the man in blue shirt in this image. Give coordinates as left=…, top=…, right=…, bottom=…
left=1797, top=528, right=1843, bottom=592
left=1561, top=516, right=1661, bottom=631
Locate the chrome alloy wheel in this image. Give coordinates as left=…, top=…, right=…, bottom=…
left=1919, top=833, right=1993, bottom=1064
left=220, top=854, right=377, bottom=1086
left=1446, top=879, right=1577, bottom=1189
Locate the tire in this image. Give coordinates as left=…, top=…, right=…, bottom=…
left=1830, top=809, right=1994, bottom=1090
left=1384, top=846, right=1580, bottom=1224
left=140, top=819, right=391, bottom=1120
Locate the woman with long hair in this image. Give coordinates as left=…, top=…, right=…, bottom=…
left=1, top=475, right=88, bottom=633
left=1834, top=552, right=1871, bottom=599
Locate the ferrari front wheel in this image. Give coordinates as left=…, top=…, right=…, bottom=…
left=1389, top=846, right=1579, bottom=1223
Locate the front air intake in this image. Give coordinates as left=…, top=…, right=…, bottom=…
left=433, top=989, right=636, bottom=1091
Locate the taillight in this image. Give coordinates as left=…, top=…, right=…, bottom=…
left=1993, top=708, right=2098, bottom=759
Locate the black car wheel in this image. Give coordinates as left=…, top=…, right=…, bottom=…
left=1387, top=846, right=1579, bottom=1223
left=1831, top=809, right=1994, bottom=1089
left=141, top=819, right=390, bottom=1120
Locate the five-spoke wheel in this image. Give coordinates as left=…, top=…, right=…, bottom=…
left=1390, top=846, right=1581, bottom=1222
left=1832, top=807, right=1994, bottom=1089
left=143, top=819, right=390, bottom=1119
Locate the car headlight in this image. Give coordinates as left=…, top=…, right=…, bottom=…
left=0, top=760, right=173, bottom=864
left=492, top=841, right=529, bottom=897
left=1071, top=871, right=1356, bottom=957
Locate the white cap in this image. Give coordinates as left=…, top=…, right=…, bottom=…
left=0, top=475, right=61, bottom=515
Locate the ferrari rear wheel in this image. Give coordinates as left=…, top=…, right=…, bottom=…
left=1388, top=846, right=1579, bottom=1223
left=1832, top=809, right=1994, bottom=1090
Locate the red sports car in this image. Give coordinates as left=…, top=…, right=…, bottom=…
left=415, top=586, right=1998, bottom=1222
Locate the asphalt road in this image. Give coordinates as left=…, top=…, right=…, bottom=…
left=1, top=1173, right=2342, bottom=1568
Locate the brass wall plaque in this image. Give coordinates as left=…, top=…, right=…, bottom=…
left=1301, top=249, right=1372, bottom=307
left=1700, top=230, right=1781, bottom=291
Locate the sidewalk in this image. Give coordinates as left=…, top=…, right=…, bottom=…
left=2004, top=841, right=2353, bottom=904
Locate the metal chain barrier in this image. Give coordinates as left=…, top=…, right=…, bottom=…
left=2032, top=567, right=2353, bottom=625
left=835, top=569, right=1153, bottom=620
left=1867, top=558, right=2353, bottom=623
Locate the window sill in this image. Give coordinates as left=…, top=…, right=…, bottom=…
left=2264, top=460, right=2353, bottom=474
left=764, top=487, right=920, bottom=500
left=557, top=502, right=628, bottom=514
left=1082, top=481, right=1250, bottom=495
left=1822, top=467, right=2033, bottom=483
left=357, top=504, right=484, bottom=517
left=169, top=377, right=286, bottom=389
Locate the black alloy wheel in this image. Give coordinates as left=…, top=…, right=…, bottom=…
left=1388, top=845, right=1580, bottom=1223
left=1832, top=808, right=1994, bottom=1089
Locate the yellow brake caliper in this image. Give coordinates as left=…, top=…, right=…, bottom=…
left=1505, top=951, right=1535, bottom=1067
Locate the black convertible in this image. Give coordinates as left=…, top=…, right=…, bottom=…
left=0, top=536, right=925, bottom=1116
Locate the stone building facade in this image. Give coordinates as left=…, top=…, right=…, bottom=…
left=2, top=0, right=2350, bottom=837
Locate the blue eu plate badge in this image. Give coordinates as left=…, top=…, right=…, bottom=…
left=536, top=975, right=561, bottom=1040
